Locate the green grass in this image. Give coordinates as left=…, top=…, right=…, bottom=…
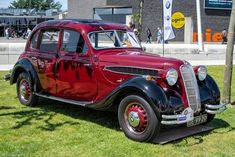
left=0, top=66, right=235, bottom=157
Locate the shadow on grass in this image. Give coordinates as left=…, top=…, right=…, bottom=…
left=0, top=98, right=119, bottom=132
left=0, top=108, right=80, bottom=131
left=210, top=118, right=235, bottom=134
left=172, top=118, right=232, bottom=146
left=0, top=106, right=16, bottom=110
left=1, top=98, right=232, bottom=144
left=37, top=98, right=120, bottom=131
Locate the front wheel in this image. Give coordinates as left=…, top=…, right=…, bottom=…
left=118, top=95, right=160, bottom=142
left=203, top=114, right=215, bottom=125
left=16, top=72, right=38, bottom=106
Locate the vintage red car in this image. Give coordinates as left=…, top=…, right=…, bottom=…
left=7, top=19, right=226, bottom=142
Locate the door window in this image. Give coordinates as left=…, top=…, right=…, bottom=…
left=61, top=30, right=88, bottom=54
left=39, top=29, right=59, bottom=53
left=30, top=30, right=39, bottom=49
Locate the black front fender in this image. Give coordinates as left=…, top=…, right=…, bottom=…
left=118, top=77, right=168, bottom=117
left=91, top=77, right=180, bottom=119
left=198, top=75, right=220, bottom=105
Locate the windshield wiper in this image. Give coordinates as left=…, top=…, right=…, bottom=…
left=98, top=26, right=115, bottom=43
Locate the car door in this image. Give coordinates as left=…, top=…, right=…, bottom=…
left=56, top=29, right=97, bottom=101
left=34, top=28, right=59, bottom=95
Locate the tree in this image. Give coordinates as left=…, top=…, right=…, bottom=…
left=222, top=0, right=235, bottom=104
left=9, top=0, right=62, bottom=11
left=137, top=0, right=144, bottom=41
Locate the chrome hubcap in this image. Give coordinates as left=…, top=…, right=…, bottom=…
left=19, top=80, right=30, bottom=102
left=128, top=111, right=140, bottom=127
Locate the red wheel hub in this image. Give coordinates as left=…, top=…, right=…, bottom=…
left=19, top=80, right=31, bottom=101
left=126, top=104, right=148, bottom=132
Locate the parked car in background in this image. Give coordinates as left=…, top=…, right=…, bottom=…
left=5, top=19, right=227, bottom=142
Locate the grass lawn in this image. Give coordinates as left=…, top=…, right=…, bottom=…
left=0, top=66, right=234, bottom=157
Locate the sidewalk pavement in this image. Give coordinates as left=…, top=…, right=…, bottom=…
left=0, top=64, right=14, bottom=71
left=0, top=39, right=234, bottom=70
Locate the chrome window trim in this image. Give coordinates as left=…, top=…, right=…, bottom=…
left=87, top=30, right=142, bottom=50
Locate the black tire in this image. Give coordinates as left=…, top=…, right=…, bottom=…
left=118, top=95, right=160, bottom=142
left=16, top=72, right=38, bottom=106
left=203, top=114, right=215, bottom=125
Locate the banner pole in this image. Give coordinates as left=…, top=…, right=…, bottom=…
left=162, top=0, right=165, bottom=56
left=196, top=0, right=204, bottom=52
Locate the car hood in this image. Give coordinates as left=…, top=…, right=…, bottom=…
left=97, top=49, right=187, bottom=71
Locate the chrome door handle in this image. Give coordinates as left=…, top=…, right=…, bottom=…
left=83, top=63, right=93, bottom=69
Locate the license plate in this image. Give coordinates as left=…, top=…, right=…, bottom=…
left=187, top=114, right=208, bottom=127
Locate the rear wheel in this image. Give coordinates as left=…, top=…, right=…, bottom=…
left=118, top=95, right=160, bottom=142
left=16, top=72, right=38, bottom=106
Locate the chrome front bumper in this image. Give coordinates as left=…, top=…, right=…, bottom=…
left=161, top=107, right=194, bottom=125
left=161, top=104, right=227, bottom=125
left=205, top=103, right=227, bottom=114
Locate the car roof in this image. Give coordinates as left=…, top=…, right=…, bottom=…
left=34, top=19, right=131, bottom=33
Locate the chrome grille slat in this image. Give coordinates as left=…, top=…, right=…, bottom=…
left=180, top=64, right=201, bottom=113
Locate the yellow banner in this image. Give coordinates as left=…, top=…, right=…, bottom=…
left=171, top=12, right=185, bottom=29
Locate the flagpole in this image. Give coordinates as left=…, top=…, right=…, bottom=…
left=162, top=0, right=165, bottom=56
left=196, top=0, right=204, bottom=52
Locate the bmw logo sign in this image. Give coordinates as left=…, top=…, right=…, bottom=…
left=165, top=0, right=171, bottom=9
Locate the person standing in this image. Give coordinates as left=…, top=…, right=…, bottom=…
left=146, top=28, right=152, bottom=44
left=156, top=27, right=162, bottom=44
left=5, top=27, right=9, bottom=39
left=221, top=29, right=227, bottom=44
left=128, top=21, right=135, bottom=30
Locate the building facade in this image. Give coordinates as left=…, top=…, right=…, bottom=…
left=0, top=8, right=58, bottom=37
left=67, top=0, right=232, bottom=42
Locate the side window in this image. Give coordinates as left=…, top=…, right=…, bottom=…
left=61, top=30, right=88, bottom=54
left=30, top=30, right=39, bottom=49
left=39, top=29, right=59, bottom=53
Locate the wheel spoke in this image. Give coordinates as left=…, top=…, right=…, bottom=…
left=125, top=103, right=148, bottom=134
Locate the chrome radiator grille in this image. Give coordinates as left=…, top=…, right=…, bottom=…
left=180, top=64, right=201, bottom=113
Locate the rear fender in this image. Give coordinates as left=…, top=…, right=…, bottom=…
left=10, top=58, right=40, bottom=92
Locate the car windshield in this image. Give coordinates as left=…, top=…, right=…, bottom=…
left=88, top=30, right=141, bottom=49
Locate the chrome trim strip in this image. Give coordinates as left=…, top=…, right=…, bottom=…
left=206, top=103, right=226, bottom=109
left=205, top=103, right=227, bottom=114
left=35, top=93, right=91, bottom=107
left=161, top=120, right=183, bottom=125
left=162, top=115, right=178, bottom=119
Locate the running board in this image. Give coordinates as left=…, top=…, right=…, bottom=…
left=35, top=93, right=92, bottom=107
left=151, top=125, right=214, bottom=144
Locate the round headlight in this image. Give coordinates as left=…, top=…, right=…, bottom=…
left=198, top=66, right=207, bottom=81
left=166, top=68, right=178, bottom=86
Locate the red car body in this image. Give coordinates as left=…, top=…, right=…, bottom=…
left=8, top=19, right=226, bottom=142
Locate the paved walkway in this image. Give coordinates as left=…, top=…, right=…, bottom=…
left=0, top=38, right=234, bottom=70
left=0, top=64, right=14, bottom=71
